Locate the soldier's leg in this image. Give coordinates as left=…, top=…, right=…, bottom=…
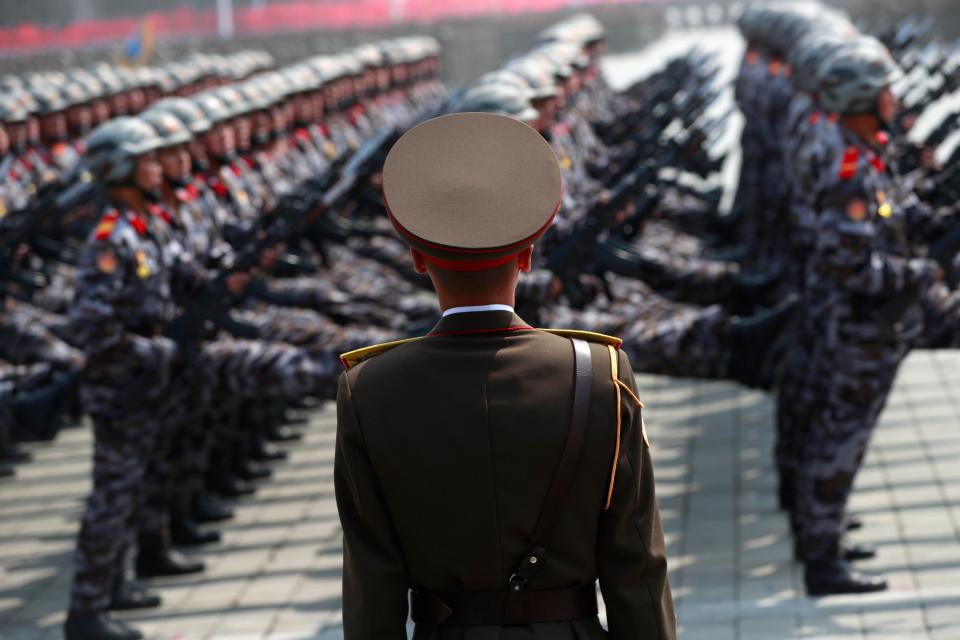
left=69, top=412, right=158, bottom=614
left=793, top=344, right=905, bottom=564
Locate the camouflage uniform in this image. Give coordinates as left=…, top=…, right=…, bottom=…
left=790, top=130, right=951, bottom=561
left=67, top=205, right=181, bottom=612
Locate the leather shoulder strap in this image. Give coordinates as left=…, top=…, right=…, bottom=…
left=508, top=338, right=592, bottom=590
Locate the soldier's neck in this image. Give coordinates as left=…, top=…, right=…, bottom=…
left=841, top=114, right=882, bottom=148
left=433, top=286, right=517, bottom=314
left=108, top=186, right=148, bottom=214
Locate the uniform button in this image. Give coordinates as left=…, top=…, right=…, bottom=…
left=529, top=557, right=538, bottom=564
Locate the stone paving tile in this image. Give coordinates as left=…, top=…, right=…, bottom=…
left=2, top=351, right=960, bottom=639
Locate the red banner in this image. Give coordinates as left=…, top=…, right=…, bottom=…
left=0, top=0, right=651, bottom=54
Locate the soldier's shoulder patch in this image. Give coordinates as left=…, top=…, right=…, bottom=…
left=96, top=249, right=118, bottom=274
left=838, top=146, right=860, bottom=180
left=537, top=328, right=623, bottom=348
left=93, top=211, right=120, bottom=241
left=846, top=198, right=868, bottom=222
left=340, top=337, right=422, bottom=370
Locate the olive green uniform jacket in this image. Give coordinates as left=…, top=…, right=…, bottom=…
left=335, top=310, right=676, bottom=639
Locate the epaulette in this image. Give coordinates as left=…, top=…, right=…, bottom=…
left=340, top=337, right=421, bottom=369
left=93, top=210, right=120, bottom=241
left=838, top=146, right=860, bottom=180
left=537, top=328, right=623, bottom=348
left=339, top=329, right=624, bottom=370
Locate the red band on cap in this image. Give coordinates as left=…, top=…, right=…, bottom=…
left=423, top=249, right=525, bottom=272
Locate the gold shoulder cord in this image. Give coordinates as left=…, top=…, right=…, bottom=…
left=604, top=345, right=646, bottom=511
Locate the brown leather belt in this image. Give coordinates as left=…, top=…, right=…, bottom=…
left=411, top=585, right=598, bottom=626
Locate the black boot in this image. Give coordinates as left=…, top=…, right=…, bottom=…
left=804, top=558, right=887, bottom=596
left=64, top=610, right=143, bottom=640
left=777, top=471, right=794, bottom=512
left=192, top=492, right=235, bottom=523
left=208, top=473, right=256, bottom=498
left=250, top=439, right=288, bottom=462
left=1, top=445, right=32, bottom=464
left=136, top=544, right=205, bottom=578
left=845, top=513, right=864, bottom=531
left=728, top=294, right=800, bottom=389
left=267, top=424, right=303, bottom=442
left=171, top=519, right=222, bottom=547
left=234, top=459, right=272, bottom=481
left=795, top=539, right=876, bottom=562
left=109, top=580, right=162, bottom=610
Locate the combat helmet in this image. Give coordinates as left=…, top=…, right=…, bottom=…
left=83, top=116, right=164, bottom=184
left=149, top=97, right=212, bottom=134
left=454, top=83, right=539, bottom=123
left=139, top=108, right=193, bottom=147
left=817, top=36, right=902, bottom=115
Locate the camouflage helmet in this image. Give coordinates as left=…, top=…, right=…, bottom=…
left=72, top=70, right=106, bottom=102
left=192, top=92, right=232, bottom=124
left=60, top=82, right=92, bottom=108
left=211, top=85, right=250, bottom=118
left=817, top=36, right=902, bottom=115
left=83, top=116, right=164, bottom=183
left=503, top=59, right=559, bottom=100
left=0, top=96, right=29, bottom=124
left=140, top=108, right=193, bottom=147
left=473, top=69, right=534, bottom=96
left=789, top=32, right=850, bottom=94
left=150, top=96, right=212, bottom=134
left=353, top=44, right=385, bottom=69
left=454, top=83, right=539, bottom=123
left=237, top=79, right=275, bottom=112
left=30, top=84, right=67, bottom=114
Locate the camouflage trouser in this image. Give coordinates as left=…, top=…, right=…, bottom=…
left=139, top=364, right=207, bottom=541
left=792, top=331, right=909, bottom=561
left=70, top=407, right=165, bottom=611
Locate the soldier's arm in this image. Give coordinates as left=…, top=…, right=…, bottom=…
left=69, top=242, right=176, bottom=369
left=597, top=349, right=676, bottom=640
left=813, top=188, right=936, bottom=296
left=334, top=372, right=409, bottom=640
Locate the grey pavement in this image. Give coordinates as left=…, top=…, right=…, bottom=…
left=2, top=350, right=960, bottom=639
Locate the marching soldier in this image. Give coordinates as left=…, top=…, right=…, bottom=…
left=335, top=112, right=676, bottom=639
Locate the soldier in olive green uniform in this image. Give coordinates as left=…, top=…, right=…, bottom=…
left=335, top=113, right=675, bottom=639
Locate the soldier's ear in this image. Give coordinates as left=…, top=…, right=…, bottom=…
left=410, top=248, right=429, bottom=274
left=517, top=245, right=534, bottom=273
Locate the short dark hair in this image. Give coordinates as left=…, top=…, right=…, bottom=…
left=427, top=259, right=517, bottom=297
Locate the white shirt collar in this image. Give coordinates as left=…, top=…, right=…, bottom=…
left=441, top=304, right=515, bottom=318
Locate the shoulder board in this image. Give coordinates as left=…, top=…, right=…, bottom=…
left=340, top=337, right=422, bottom=370
left=339, top=329, right=624, bottom=370
left=838, top=146, right=860, bottom=180
left=537, top=329, right=623, bottom=348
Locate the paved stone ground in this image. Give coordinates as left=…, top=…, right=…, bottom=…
left=2, top=350, right=959, bottom=639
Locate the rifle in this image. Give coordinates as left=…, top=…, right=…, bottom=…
left=923, top=110, right=960, bottom=148
left=0, top=165, right=99, bottom=292
left=876, top=224, right=960, bottom=341
left=164, top=127, right=395, bottom=346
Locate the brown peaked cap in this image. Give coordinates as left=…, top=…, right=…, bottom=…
left=383, top=112, right=563, bottom=271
